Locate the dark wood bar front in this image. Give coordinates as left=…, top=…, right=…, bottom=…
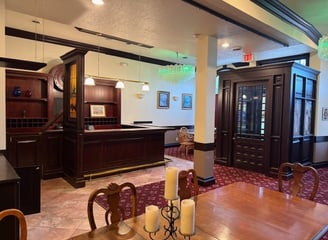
left=63, top=125, right=168, bottom=188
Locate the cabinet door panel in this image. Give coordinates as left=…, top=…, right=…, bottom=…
left=8, top=135, right=41, bottom=167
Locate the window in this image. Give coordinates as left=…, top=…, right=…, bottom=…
left=236, top=84, right=266, bottom=139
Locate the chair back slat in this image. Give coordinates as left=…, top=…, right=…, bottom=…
left=87, top=182, right=137, bottom=230
left=278, top=162, right=319, bottom=200
left=0, top=208, right=27, bottom=240
left=178, top=169, right=199, bottom=202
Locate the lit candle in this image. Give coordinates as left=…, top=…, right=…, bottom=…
left=180, top=199, right=195, bottom=235
left=145, top=205, right=159, bottom=232
left=164, top=167, right=178, bottom=200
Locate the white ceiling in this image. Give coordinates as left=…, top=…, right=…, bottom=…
left=3, top=0, right=326, bottom=66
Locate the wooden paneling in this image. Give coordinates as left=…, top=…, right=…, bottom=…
left=6, top=133, right=41, bottom=168
left=42, top=131, right=63, bottom=179
left=216, top=62, right=319, bottom=176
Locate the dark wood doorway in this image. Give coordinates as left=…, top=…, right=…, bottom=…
left=232, top=81, right=269, bottom=173
left=215, top=63, right=319, bottom=177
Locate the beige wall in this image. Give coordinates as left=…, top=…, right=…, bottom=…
left=0, top=0, right=6, bottom=150
left=310, top=53, right=328, bottom=163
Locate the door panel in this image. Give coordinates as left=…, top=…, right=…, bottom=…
left=232, top=82, right=267, bottom=173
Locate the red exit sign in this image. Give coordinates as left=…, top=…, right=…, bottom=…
left=243, top=53, right=253, bottom=62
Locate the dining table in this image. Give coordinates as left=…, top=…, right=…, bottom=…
left=68, top=182, right=328, bottom=240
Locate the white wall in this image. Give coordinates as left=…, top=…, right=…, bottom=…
left=310, top=52, right=328, bottom=162
left=85, top=51, right=195, bottom=126
left=4, top=36, right=195, bottom=136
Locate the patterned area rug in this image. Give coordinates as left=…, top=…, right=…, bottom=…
left=95, top=161, right=328, bottom=212
left=95, top=150, right=328, bottom=239
left=164, top=146, right=328, bottom=205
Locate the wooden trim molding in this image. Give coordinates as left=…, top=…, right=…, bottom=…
left=194, top=142, right=215, bottom=151
left=314, top=136, right=328, bottom=143
left=181, top=0, right=288, bottom=47
left=5, top=27, right=175, bottom=66
left=251, top=0, right=321, bottom=44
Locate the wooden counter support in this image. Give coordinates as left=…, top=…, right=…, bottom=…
left=63, top=126, right=168, bottom=188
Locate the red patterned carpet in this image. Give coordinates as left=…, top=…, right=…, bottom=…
left=164, top=146, right=328, bottom=205
left=95, top=147, right=328, bottom=238
left=96, top=147, right=328, bottom=208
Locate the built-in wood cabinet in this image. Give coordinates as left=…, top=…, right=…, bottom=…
left=6, top=133, right=41, bottom=168
left=41, top=130, right=63, bottom=179
left=216, top=62, right=319, bottom=177
left=5, top=69, right=63, bottom=179
left=84, top=79, right=121, bottom=129
left=6, top=70, right=51, bottom=130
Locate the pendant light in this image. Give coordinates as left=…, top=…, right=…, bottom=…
left=115, top=81, right=125, bottom=88
left=142, top=82, right=150, bottom=91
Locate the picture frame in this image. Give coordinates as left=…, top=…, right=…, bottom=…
left=157, top=91, right=170, bottom=109
left=90, top=105, right=106, bottom=117
left=182, top=93, right=192, bottom=110
left=322, top=107, right=328, bottom=121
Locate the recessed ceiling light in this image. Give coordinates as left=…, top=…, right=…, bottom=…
left=221, top=42, right=230, bottom=48
left=92, top=0, right=104, bottom=5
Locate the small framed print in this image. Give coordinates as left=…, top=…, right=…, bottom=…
left=322, top=107, right=328, bottom=121
left=157, top=91, right=170, bottom=109
left=90, top=105, right=106, bottom=117
left=182, top=93, right=192, bottom=110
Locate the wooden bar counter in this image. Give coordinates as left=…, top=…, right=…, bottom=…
left=63, top=125, right=169, bottom=188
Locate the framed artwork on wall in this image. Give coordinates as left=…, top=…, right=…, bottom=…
left=157, top=91, right=170, bottom=108
left=157, top=91, right=170, bottom=109
left=322, top=107, right=328, bottom=121
left=90, top=105, right=106, bottom=117
left=182, top=93, right=192, bottom=110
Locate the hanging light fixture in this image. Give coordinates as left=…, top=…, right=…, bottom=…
left=92, top=0, right=104, bottom=5
left=85, top=43, right=102, bottom=86
left=142, top=82, right=150, bottom=91
left=115, top=81, right=125, bottom=88
left=84, top=77, right=95, bottom=86
left=158, top=52, right=195, bottom=82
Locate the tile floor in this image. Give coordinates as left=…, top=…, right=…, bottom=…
left=25, top=156, right=193, bottom=240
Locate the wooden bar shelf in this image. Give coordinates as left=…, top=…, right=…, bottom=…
left=7, top=97, right=48, bottom=102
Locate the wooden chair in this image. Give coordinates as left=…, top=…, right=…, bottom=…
left=177, top=127, right=194, bottom=155
left=87, top=182, right=137, bottom=230
left=178, top=169, right=199, bottom=202
left=0, top=208, right=27, bottom=240
left=278, top=162, right=319, bottom=200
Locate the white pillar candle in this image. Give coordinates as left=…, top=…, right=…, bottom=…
left=145, top=205, right=159, bottom=232
left=180, top=199, right=195, bottom=235
left=164, top=167, right=178, bottom=200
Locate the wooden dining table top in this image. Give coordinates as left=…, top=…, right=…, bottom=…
left=68, top=182, right=328, bottom=240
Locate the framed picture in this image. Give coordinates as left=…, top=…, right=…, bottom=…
left=322, top=107, right=328, bottom=121
left=182, top=93, right=192, bottom=110
left=157, top=91, right=170, bottom=109
left=90, top=105, right=106, bottom=117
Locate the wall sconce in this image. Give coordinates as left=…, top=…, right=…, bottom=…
left=172, top=96, right=179, bottom=101
left=136, top=93, right=145, bottom=99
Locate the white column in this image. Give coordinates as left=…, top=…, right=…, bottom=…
left=193, top=35, right=217, bottom=185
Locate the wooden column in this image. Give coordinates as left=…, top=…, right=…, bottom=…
left=194, top=35, right=217, bottom=186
